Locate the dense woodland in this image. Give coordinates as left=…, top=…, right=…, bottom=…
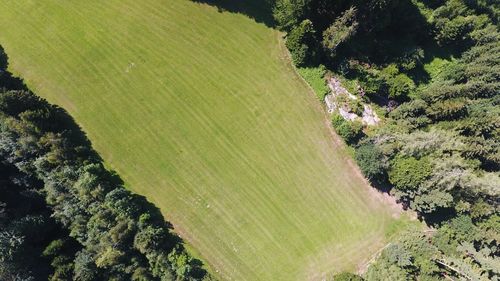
left=273, top=0, right=499, bottom=280
left=1, top=0, right=498, bottom=280
left=0, top=48, right=211, bottom=281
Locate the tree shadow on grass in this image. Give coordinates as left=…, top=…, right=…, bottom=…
left=0, top=46, right=104, bottom=164
left=0, top=46, right=27, bottom=91
left=191, top=0, right=275, bottom=28
left=0, top=44, right=208, bottom=279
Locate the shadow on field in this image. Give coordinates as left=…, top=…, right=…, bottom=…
left=0, top=46, right=27, bottom=91
left=0, top=45, right=208, bottom=279
left=191, top=0, right=275, bottom=27
left=0, top=45, right=103, bottom=163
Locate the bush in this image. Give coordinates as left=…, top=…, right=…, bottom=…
left=434, top=16, right=474, bottom=46
left=398, top=47, right=424, bottom=71
left=355, top=143, right=385, bottom=181
left=331, top=113, right=345, bottom=128
left=387, top=73, right=415, bottom=100
left=332, top=272, right=364, bottom=281
left=389, top=99, right=427, bottom=120
left=286, top=19, right=317, bottom=66
left=337, top=121, right=362, bottom=143
left=426, top=97, right=468, bottom=120
left=347, top=98, right=364, bottom=116
left=360, top=73, right=384, bottom=97
left=356, top=64, right=415, bottom=100
left=273, top=0, right=310, bottom=31
left=297, top=65, right=328, bottom=100
left=432, top=0, right=489, bottom=46
left=332, top=114, right=363, bottom=144
left=389, top=99, right=430, bottom=129
left=389, top=156, right=432, bottom=191
left=322, top=7, right=358, bottom=57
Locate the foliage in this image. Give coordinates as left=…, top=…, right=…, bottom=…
left=397, top=47, right=425, bottom=71
left=0, top=161, right=76, bottom=281
left=355, top=143, right=385, bottom=181
left=297, top=65, right=329, bottom=99
left=366, top=229, right=441, bottom=281
left=386, top=73, right=415, bottom=100
left=273, top=0, right=311, bottom=31
left=0, top=2, right=409, bottom=278
left=432, top=0, right=490, bottom=46
left=389, top=99, right=430, bottom=129
left=332, top=114, right=363, bottom=144
left=0, top=61, right=208, bottom=280
left=347, top=98, right=364, bottom=116
left=1, top=0, right=498, bottom=280
left=277, top=0, right=500, bottom=279
left=332, top=272, right=364, bottom=281
left=286, top=19, right=317, bottom=66
left=389, top=156, right=432, bottom=191
left=322, top=7, right=358, bottom=57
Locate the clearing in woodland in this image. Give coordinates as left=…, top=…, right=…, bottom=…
left=0, top=1, right=414, bottom=280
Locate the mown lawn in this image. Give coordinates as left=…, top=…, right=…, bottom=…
left=0, top=1, right=410, bottom=280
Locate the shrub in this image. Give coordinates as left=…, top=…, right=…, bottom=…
left=398, top=47, right=425, bottom=71
left=332, top=272, right=364, bottom=281
left=389, top=99, right=427, bottom=120
left=337, top=121, right=362, bottom=143
left=332, top=114, right=363, bottom=144
left=273, top=0, right=310, bottom=31
left=380, top=64, right=399, bottom=78
left=387, top=73, right=415, bottom=100
left=322, top=7, right=358, bottom=57
left=389, top=156, right=432, bottom=191
left=432, top=0, right=489, bottom=46
left=356, top=64, right=416, bottom=100
left=355, top=143, right=385, bottom=181
left=426, top=97, right=468, bottom=120
left=347, top=98, right=364, bottom=116
left=389, top=99, right=430, bottom=129
left=434, top=16, right=474, bottom=46
left=331, top=113, right=345, bottom=128
left=297, top=65, right=328, bottom=100
left=360, top=73, right=384, bottom=97
left=286, top=19, right=316, bottom=66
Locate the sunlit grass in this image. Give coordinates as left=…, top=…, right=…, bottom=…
left=0, top=1, right=411, bottom=279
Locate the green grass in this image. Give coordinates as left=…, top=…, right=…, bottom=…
left=0, top=1, right=411, bottom=280
left=297, top=66, right=329, bottom=100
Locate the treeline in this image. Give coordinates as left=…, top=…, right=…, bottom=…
left=1, top=156, right=75, bottom=280
left=0, top=48, right=211, bottom=281
left=273, top=0, right=499, bottom=280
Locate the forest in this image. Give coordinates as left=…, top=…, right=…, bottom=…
left=273, top=0, right=499, bottom=279
left=0, top=0, right=498, bottom=280
left=0, top=48, right=211, bottom=280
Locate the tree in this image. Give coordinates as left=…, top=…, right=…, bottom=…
left=355, top=143, right=385, bottom=181
left=432, top=0, right=490, bottom=47
left=386, top=73, right=415, bottom=100
left=273, top=0, right=311, bottom=31
left=332, top=115, right=363, bottom=144
left=322, top=7, right=358, bottom=57
left=286, top=19, right=317, bottom=66
left=366, top=229, right=442, bottom=281
left=389, top=156, right=432, bottom=192
left=0, top=82, right=209, bottom=280
left=74, top=253, right=99, bottom=281
left=411, top=189, right=454, bottom=214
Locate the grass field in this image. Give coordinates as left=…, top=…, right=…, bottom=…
left=0, top=1, right=411, bottom=280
